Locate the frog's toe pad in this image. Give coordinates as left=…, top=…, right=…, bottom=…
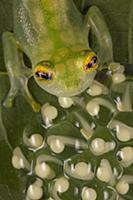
left=3, top=97, right=14, bottom=108
left=31, top=102, right=41, bottom=112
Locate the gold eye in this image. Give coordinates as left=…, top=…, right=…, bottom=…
left=34, top=66, right=54, bottom=81
left=83, top=52, right=98, bottom=73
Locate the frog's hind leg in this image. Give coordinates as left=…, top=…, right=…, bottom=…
left=2, top=32, right=40, bottom=112
left=84, top=6, right=113, bottom=65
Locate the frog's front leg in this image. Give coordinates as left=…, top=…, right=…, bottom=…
left=2, top=32, right=40, bottom=112
left=84, top=6, right=113, bottom=65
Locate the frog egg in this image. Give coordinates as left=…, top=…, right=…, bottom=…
left=86, top=101, right=100, bottom=116
left=112, top=73, right=126, bottom=84
left=55, top=177, right=70, bottom=193
left=116, top=180, right=129, bottom=195
left=116, top=127, right=131, bottom=142
left=96, top=159, right=112, bottom=183
left=81, top=187, right=97, bottom=200
left=90, top=138, right=115, bottom=155
left=58, top=97, right=73, bottom=108
left=12, top=147, right=30, bottom=170
left=91, top=138, right=105, bottom=154
left=35, top=162, right=51, bottom=179
left=27, top=184, right=43, bottom=200
left=42, top=104, right=58, bottom=120
left=29, top=134, right=44, bottom=148
left=87, top=84, right=102, bottom=96
left=116, top=146, right=133, bottom=167
left=35, top=179, right=43, bottom=188
left=75, top=162, right=90, bottom=177
left=12, top=155, right=25, bottom=169
left=49, top=138, right=65, bottom=154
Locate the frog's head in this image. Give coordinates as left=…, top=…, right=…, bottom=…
left=33, top=50, right=98, bottom=97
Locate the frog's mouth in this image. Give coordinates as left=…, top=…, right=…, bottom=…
left=38, top=72, right=96, bottom=97
left=34, top=65, right=96, bottom=97
left=50, top=84, right=89, bottom=97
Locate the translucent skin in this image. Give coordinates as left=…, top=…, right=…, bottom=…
left=33, top=50, right=97, bottom=97
left=13, top=0, right=99, bottom=96
left=2, top=0, right=113, bottom=111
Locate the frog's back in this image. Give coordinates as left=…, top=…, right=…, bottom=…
left=13, top=0, right=50, bottom=62
left=13, top=0, right=87, bottom=64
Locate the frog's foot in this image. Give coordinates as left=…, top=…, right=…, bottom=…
left=2, top=32, right=40, bottom=112
left=21, top=77, right=41, bottom=112
left=3, top=80, right=19, bottom=108
left=3, top=76, right=40, bottom=112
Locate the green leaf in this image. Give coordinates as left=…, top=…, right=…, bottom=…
left=0, top=1, right=133, bottom=200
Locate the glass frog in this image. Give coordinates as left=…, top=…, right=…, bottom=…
left=2, top=0, right=114, bottom=112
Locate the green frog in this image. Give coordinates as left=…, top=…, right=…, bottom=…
left=2, top=0, right=114, bottom=112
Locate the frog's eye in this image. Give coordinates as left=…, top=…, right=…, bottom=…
left=83, top=52, right=98, bottom=73
left=35, top=71, right=53, bottom=80
left=34, top=66, right=54, bottom=81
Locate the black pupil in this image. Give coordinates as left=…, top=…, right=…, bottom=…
left=86, top=63, right=93, bottom=69
left=35, top=71, right=52, bottom=80
left=93, top=56, right=97, bottom=63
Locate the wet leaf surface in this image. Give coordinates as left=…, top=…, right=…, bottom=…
left=0, top=1, right=133, bottom=199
